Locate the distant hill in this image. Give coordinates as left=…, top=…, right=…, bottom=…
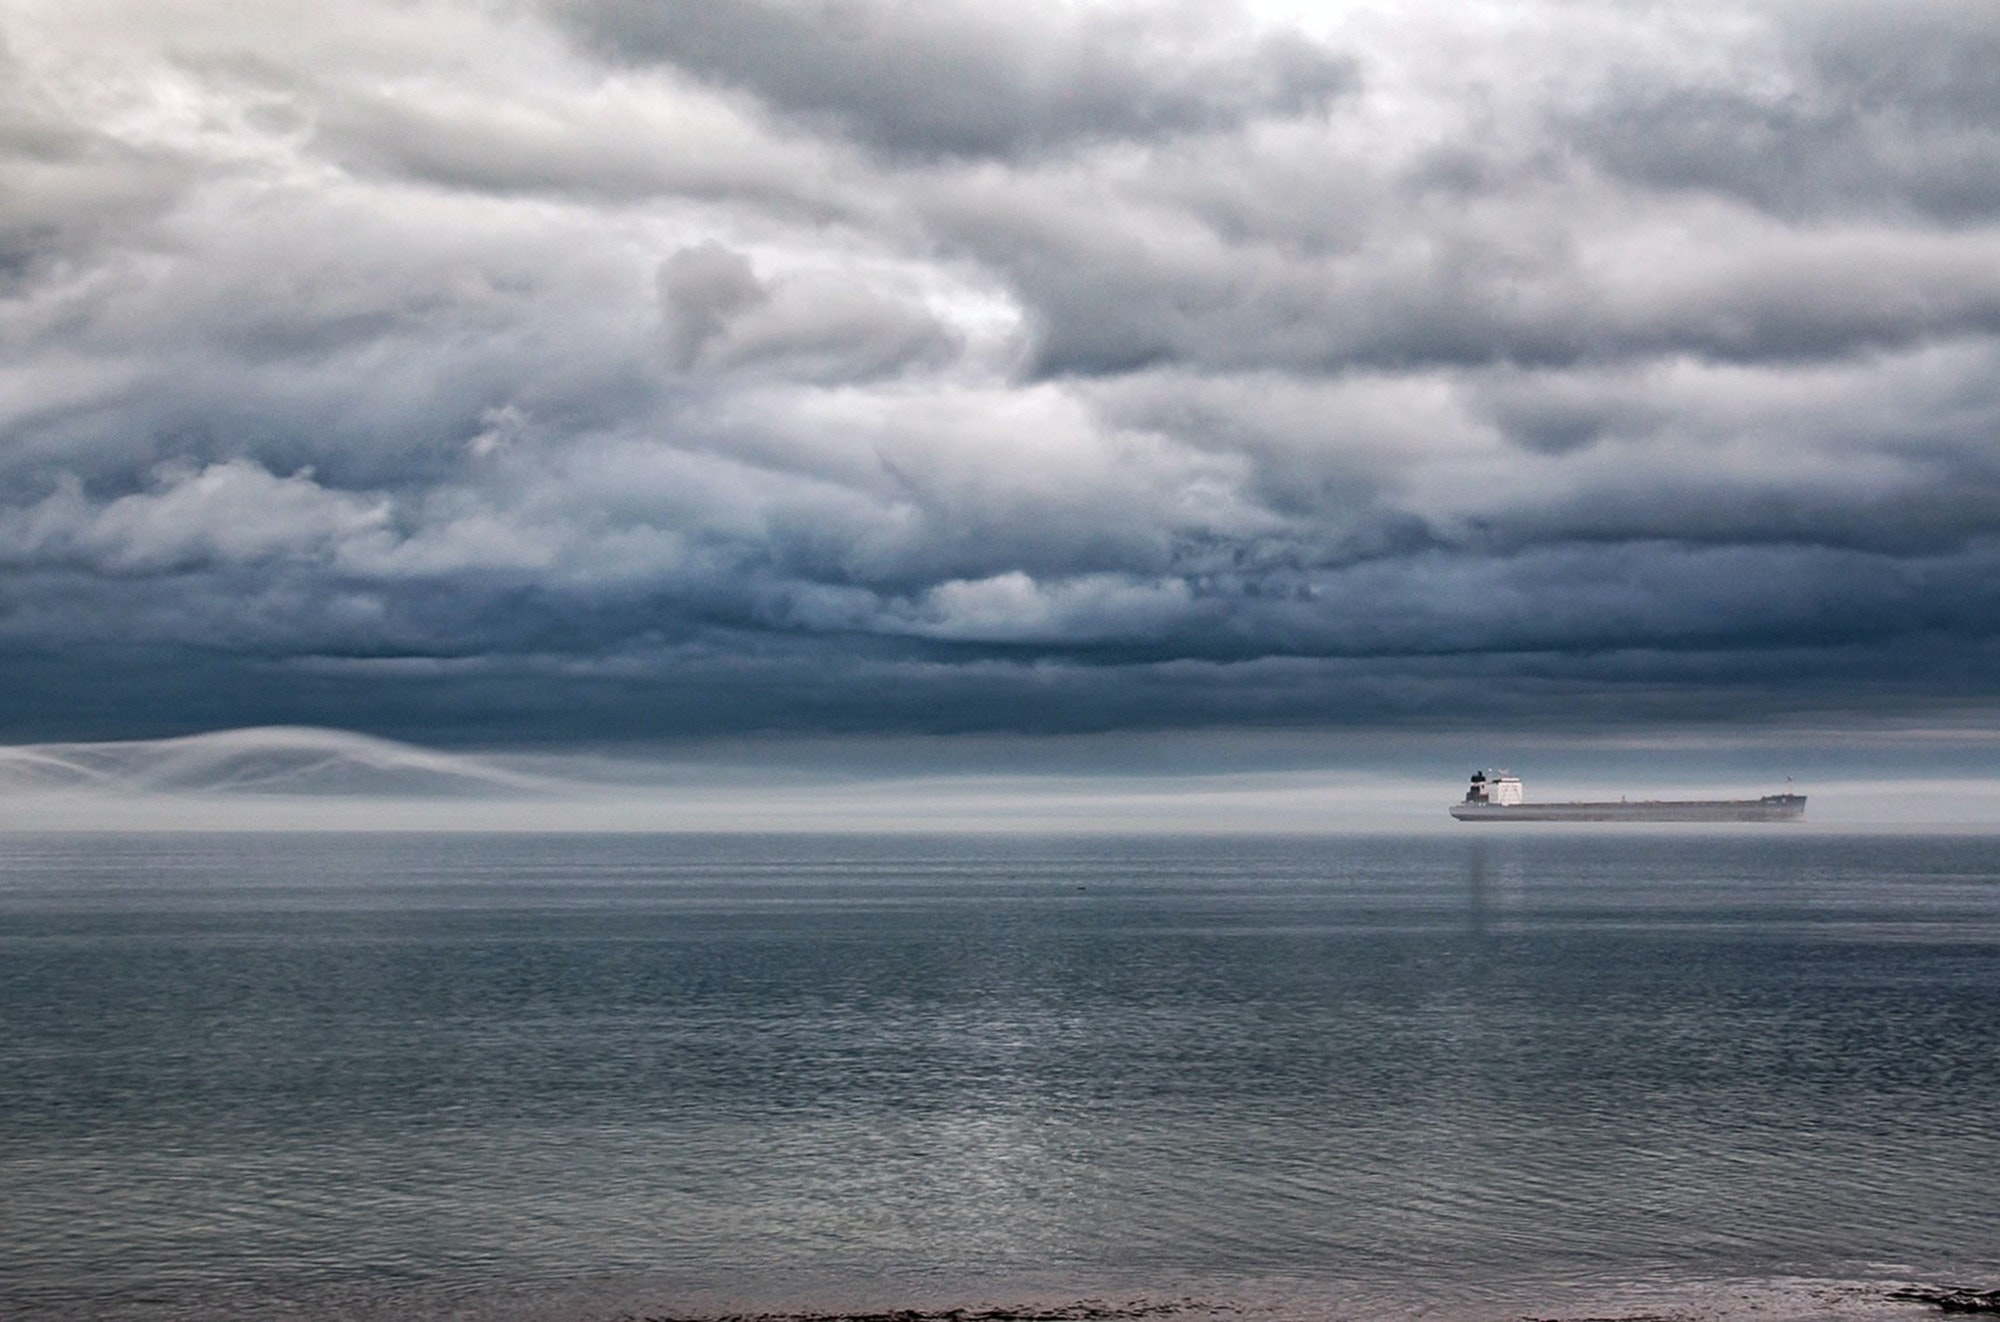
left=0, top=728, right=557, bottom=798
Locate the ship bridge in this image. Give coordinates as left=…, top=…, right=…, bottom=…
left=1464, top=770, right=1523, bottom=805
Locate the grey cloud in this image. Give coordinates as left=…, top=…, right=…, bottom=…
left=1475, top=383, right=1664, bottom=456
left=0, top=67, right=193, bottom=283
left=1482, top=484, right=2000, bottom=562
left=5, top=0, right=2000, bottom=747
left=0, top=462, right=390, bottom=574
left=1090, top=344, right=2000, bottom=561
left=556, top=0, right=1355, bottom=161
left=856, top=3, right=2000, bottom=379
left=2, top=187, right=670, bottom=497
left=310, top=74, right=868, bottom=216
left=1573, top=86, right=2000, bottom=224
left=924, top=169, right=2000, bottom=376
left=1570, top=3, right=2000, bottom=222
left=6, top=446, right=1997, bottom=668
left=659, top=241, right=766, bottom=365
left=1811, top=0, right=2000, bottom=128
left=658, top=241, right=961, bottom=379
left=7, top=615, right=2000, bottom=747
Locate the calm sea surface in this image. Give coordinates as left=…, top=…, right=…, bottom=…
left=1, top=832, right=1995, bottom=1321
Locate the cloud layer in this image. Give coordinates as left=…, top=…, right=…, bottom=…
left=3, top=0, right=1997, bottom=743
left=7, top=726, right=1997, bottom=832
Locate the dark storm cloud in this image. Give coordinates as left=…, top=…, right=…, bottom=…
left=3, top=0, right=1999, bottom=745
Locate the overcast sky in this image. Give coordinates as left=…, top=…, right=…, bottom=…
left=4, top=0, right=1998, bottom=751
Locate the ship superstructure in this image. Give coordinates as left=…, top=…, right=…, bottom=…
left=1450, top=770, right=1805, bottom=822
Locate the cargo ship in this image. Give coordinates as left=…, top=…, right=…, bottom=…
left=1449, top=770, right=1806, bottom=822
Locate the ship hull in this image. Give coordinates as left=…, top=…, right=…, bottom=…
left=1450, top=796, right=1805, bottom=823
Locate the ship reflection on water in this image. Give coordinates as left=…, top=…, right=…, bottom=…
left=1466, top=840, right=1489, bottom=939
left=1461, top=838, right=1530, bottom=938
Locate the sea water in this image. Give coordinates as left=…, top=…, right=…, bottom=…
left=0, top=831, right=1995, bottom=1321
